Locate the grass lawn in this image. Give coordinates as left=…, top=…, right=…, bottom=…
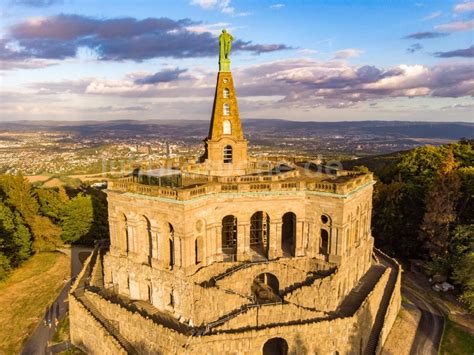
left=440, top=316, right=474, bottom=355
left=0, top=251, right=70, bottom=354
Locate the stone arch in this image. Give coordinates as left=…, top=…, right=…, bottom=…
left=281, top=212, right=296, bottom=257
left=262, top=337, right=288, bottom=355
left=252, top=273, right=281, bottom=304
left=250, top=211, right=270, bottom=258
left=222, top=215, right=237, bottom=259
left=320, top=228, right=329, bottom=255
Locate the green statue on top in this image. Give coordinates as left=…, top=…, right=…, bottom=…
left=219, top=29, right=234, bottom=71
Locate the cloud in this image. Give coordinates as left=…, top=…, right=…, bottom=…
left=270, top=4, right=285, bottom=9
left=134, top=68, right=187, bottom=84
left=190, top=0, right=246, bottom=16
left=407, top=43, right=423, bottom=53
left=54, top=58, right=473, bottom=109
left=423, top=11, right=442, bottom=20
left=403, top=31, right=449, bottom=39
left=333, top=49, right=363, bottom=59
left=12, top=0, right=62, bottom=6
left=0, top=14, right=289, bottom=67
left=435, top=19, right=474, bottom=32
left=454, top=1, right=474, bottom=13
left=434, top=45, right=474, bottom=57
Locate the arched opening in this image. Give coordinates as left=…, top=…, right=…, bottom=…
left=223, top=119, right=232, bottom=134
left=281, top=212, right=296, bottom=257
left=223, top=88, right=230, bottom=98
left=169, top=223, right=175, bottom=268
left=223, top=145, right=233, bottom=163
left=195, top=236, right=203, bottom=264
left=250, top=211, right=270, bottom=259
left=263, top=337, right=288, bottom=355
left=222, top=215, right=237, bottom=260
left=320, top=229, right=329, bottom=255
left=142, top=216, right=153, bottom=262
left=252, top=273, right=281, bottom=304
left=223, top=103, right=230, bottom=116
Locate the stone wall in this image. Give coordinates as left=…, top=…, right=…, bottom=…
left=69, top=296, right=126, bottom=355
left=375, top=250, right=402, bottom=354
left=72, top=257, right=392, bottom=354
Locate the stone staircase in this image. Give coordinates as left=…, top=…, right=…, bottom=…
left=364, top=253, right=399, bottom=355
left=337, top=264, right=386, bottom=316
left=77, top=294, right=138, bottom=354
left=72, top=247, right=139, bottom=355
left=280, top=268, right=335, bottom=297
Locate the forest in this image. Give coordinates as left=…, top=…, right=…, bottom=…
left=349, top=139, right=473, bottom=311
left=0, top=175, right=108, bottom=280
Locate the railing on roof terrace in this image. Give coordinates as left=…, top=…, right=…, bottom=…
left=108, top=173, right=373, bottom=200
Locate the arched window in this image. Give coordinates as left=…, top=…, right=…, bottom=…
left=223, top=103, right=230, bottom=116
left=282, top=212, right=296, bottom=257
left=222, top=215, right=237, bottom=258
left=119, top=213, right=129, bottom=253
left=223, top=120, right=232, bottom=134
left=169, top=223, right=175, bottom=268
left=223, top=88, right=230, bottom=98
left=320, top=229, right=329, bottom=255
left=250, top=211, right=270, bottom=258
left=223, top=145, right=233, bottom=163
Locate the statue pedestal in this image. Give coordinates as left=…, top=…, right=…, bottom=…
left=219, top=59, right=230, bottom=72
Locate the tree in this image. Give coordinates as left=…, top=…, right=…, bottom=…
left=0, top=174, right=39, bottom=221
left=35, top=186, right=69, bottom=221
left=452, top=226, right=474, bottom=312
left=29, top=215, right=62, bottom=251
left=420, top=148, right=461, bottom=259
left=60, top=193, right=94, bottom=244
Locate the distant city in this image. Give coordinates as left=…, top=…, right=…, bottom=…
left=0, top=119, right=471, bottom=175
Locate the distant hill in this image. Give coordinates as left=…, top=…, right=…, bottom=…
left=0, top=119, right=472, bottom=141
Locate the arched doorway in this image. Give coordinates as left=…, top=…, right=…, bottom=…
left=320, top=229, right=329, bottom=255
left=252, top=273, right=281, bottom=304
left=263, top=337, right=288, bottom=355
left=250, top=211, right=270, bottom=258
left=281, top=212, right=296, bottom=257
left=222, top=215, right=237, bottom=260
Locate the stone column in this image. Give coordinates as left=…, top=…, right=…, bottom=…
left=108, top=216, right=119, bottom=255
left=295, top=220, right=305, bottom=256
left=268, top=221, right=280, bottom=259
left=216, top=225, right=223, bottom=261
left=237, top=222, right=246, bottom=261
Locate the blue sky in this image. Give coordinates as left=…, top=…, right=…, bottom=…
left=0, top=0, right=473, bottom=122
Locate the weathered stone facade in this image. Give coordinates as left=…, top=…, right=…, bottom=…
left=69, top=60, right=401, bottom=354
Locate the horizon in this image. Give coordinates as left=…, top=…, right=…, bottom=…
left=0, top=0, right=473, bottom=122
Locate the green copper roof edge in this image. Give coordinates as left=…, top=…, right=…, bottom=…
left=120, top=180, right=375, bottom=205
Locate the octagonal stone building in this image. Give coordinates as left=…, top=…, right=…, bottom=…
left=69, top=41, right=401, bottom=355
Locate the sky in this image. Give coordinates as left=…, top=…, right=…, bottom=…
left=0, top=0, right=473, bottom=122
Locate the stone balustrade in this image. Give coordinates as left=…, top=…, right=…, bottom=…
left=109, top=172, right=373, bottom=200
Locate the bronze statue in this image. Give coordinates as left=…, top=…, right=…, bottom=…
left=219, top=29, right=234, bottom=61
